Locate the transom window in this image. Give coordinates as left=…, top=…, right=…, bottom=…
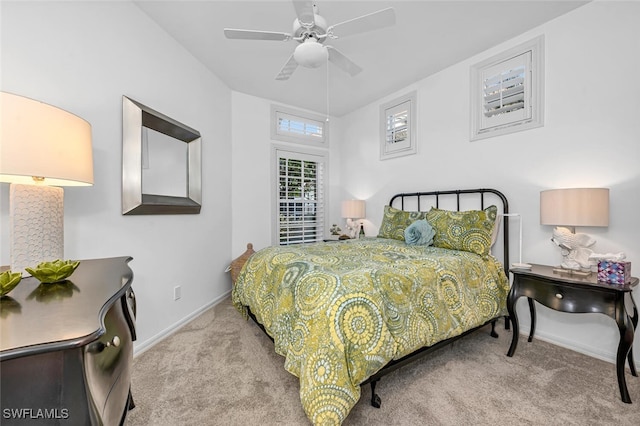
left=277, top=114, right=323, bottom=139
left=271, top=105, right=328, bottom=147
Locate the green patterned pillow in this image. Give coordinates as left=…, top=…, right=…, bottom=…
left=377, top=205, right=428, bottom=241
left=426, top=205, right=497, bottom=256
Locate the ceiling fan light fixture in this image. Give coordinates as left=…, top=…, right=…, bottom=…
left=293, top=39, right=328, bottom=68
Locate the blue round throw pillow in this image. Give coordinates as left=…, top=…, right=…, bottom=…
left=404, top=219, right=435, bottom=246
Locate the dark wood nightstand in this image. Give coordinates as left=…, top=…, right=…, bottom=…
left=507, top=264, right=638, bottom=403
left=323, top=236, right=351, bottom=242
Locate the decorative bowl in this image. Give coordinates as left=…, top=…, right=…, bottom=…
left=25, top=260, right=80, bottom=284
left=0, top=270, right=22, bottom=297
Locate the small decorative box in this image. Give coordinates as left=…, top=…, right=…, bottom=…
left=597, top=261, right=631, bottom=284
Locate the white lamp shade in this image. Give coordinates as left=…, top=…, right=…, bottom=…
left=1, top=91, right=93, bottom=186
left=341, top=199, right=366, bottom=219
left=540, top=188, right=609, bottom=227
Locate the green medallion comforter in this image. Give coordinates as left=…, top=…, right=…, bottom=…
left=232, top=238, right=509, bottom=425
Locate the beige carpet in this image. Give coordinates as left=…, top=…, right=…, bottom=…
left=126, top=297, right=640, bottom=425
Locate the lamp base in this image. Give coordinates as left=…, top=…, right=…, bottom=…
left=511, top=262, right=532, bottom=269
left=10, top=183, right=64, bottom=275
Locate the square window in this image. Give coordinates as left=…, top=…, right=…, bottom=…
left=470, top=36, right=544, bottom=141
left=380, top=91, right=417, bottom=160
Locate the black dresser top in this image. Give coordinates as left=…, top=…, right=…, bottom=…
left=0, top=257, right=133, bottom=360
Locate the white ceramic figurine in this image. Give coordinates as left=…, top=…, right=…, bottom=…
left=550, top=226, right=596, bottom=270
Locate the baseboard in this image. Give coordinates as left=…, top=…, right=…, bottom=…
left=519, top=327, right=640, bottom=371
left=133, top=290, right=231, bottom=357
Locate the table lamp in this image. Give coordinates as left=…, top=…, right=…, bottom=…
left=341, top=199, right=365, bottom=238
left=540, top=188, right=609, bottom=272
left=1, top=92, right=93, bottom=274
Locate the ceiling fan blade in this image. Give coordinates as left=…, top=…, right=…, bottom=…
left=224, top=28, right=291, bottom=41
left=292, top=0, right=315, bottom=27
left=276, top=54, right=299, bottom=81
left=327, top=46, right=362, bottom=77
left=328, top=7, right=396, bottom=38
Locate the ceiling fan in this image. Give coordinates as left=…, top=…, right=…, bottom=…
left=223, top=1, right=396, bottom=81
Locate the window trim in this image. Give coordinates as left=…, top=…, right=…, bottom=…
left=379, top=91, right=417, bottom=160
left=270, top=104, right=328, bottom=147
left=470, top=35, right=544, bottom=141
left=271, top=144, right=328, bottom=246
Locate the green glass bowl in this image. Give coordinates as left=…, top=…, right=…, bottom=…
left=0, top=270, right=22, bottom=297
left=25, top=260, right=80, bottom=284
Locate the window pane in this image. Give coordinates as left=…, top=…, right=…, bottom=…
left=277, top=115, right=323, bottom=138
left=483, top=64, right=526, bottom=117
left=277, top=152, right=324, bottom=245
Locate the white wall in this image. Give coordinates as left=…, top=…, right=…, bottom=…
left=230, top=91, right=343, bottom=258
left=340, top=1, right=640, bottom=365
left=0, top=1, right=233, bottom=353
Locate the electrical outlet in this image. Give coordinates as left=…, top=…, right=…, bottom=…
left=173, top=285, right=181, bottom=301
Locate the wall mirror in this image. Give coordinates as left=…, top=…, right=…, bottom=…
left=122, top=96, right=201, bottom=214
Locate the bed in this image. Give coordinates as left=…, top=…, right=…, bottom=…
left=232, top=188, right=511, bottom=425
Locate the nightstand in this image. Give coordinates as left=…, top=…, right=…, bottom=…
left=507, top=264, right=638, bottom=403
left=323, top=236, right=351, bottom=242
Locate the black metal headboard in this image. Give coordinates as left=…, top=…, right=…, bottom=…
left=389, top=188, right=510, bottom=273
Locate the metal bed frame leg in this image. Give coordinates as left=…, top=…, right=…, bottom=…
left=370, top=379, right=382, bottom=408
left=490, top=319, right=499, bottom=338
left=127, top=389, right=135, bottom=410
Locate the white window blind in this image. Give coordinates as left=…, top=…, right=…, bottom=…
left=271, top=105, right=328, bottom=147
left=480, top=52, right=531, bottom=130
left=275, top=149, right=325, bottom=245
left=384, top=101, right=410, bottom=146
left=277, top=113, right=323, bottom=139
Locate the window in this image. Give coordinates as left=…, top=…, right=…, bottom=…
left=470, top=36, right=544, bottom=141
left=379, top=91, right=417, bottom=160
left=271, top=105, right=328, bottom=147
left=272, top=146, right=327, bottom=246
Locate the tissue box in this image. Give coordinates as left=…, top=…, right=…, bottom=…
left=597, top=261, right=631, bottom=284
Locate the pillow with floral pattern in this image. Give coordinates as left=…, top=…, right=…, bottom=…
left=426, top=205, right=497, bottom=257
left=377, top=205, right=428, bottom=241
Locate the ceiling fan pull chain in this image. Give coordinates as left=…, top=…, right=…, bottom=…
left=326, top=52, right=330, bottom=122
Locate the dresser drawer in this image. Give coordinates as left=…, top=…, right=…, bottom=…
left=84, top=296, right=133, bottom=423
left=517, top=276, right=618, bottom=315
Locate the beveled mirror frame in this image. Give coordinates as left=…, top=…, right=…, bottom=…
left=122, top=96, right=202, bottom=215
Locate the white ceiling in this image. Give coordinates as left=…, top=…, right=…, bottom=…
left=134, top=0, right=588, bottom=117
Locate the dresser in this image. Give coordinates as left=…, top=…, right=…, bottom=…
left=1, top=257, right=136, bottom=425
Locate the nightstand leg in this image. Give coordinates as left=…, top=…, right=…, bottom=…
left=527, top=298, right=536, bottom=342
left=507, top=292, right=519, bottom=357
left=628, top=293, right=638, bottom=377
left=616, top=306, right=634, bottom=404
